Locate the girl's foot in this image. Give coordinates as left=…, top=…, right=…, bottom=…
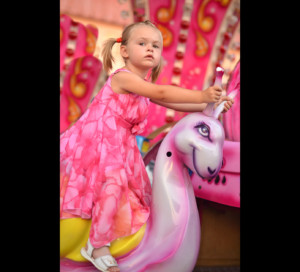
left=85, top=244, right=120, bottom=272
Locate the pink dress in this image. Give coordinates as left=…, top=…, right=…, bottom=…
left=60, top=68, right=152, bottom=248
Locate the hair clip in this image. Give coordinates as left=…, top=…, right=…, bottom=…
left=116, top=37, right=122, bottom=43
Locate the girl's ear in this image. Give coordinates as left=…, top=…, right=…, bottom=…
left=120, top=45, right=129, bottom=59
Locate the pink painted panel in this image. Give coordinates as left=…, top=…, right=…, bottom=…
left=60, top=14, right=71, bottom=72
left=181, top=0, right=229, bottom=90
left=60, top=56, right=102, bottom=133
left=60, top=14, right=98, bottom=72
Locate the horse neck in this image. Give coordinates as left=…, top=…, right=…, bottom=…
left=148, top=131, right=191, bottom=234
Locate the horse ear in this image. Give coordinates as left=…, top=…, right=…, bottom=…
left=203, top=102, right=215, bottom=117
left=212, top=89, right=238, bottom=119
left=212, top=101, right=226, bottom=119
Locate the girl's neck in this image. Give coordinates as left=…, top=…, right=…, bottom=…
left=123, top=63, right=150, bottom=80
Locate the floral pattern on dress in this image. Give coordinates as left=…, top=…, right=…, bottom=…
left=60, top=69, right=152, bottom=247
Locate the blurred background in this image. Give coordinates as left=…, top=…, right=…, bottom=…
left=60, top=0, right=240, bottom=271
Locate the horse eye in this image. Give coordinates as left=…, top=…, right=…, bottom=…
left=195, top=123, right=210, bottom=138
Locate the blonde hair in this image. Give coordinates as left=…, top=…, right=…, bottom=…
left=101, top=20, right=163, bottom=83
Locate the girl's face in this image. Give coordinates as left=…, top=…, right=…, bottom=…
left=121, top=25, right=163, bottom=72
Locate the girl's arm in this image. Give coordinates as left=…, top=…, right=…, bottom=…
left=111, top=71, right=222, bottom=104
left=151, top=96, right=234, bottom=113
left=150, top=100, right=207, bottom=112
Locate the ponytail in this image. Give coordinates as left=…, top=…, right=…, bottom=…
left=151, top=57, right=163, bottom=83
left=101, top=38, right=118, bottom=73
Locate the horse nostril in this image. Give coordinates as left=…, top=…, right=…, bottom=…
left=208, top=167, right=216, bottom=175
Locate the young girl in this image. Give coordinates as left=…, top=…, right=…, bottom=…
left=60, top=20, right=233, bottom=272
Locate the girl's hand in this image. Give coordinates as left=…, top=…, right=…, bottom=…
left=201, top=85, right=223, bottom=103
left=215, top=96, right=234, bottom=113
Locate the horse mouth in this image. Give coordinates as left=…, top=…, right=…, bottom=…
left=192, top=148, right=219, bottom=180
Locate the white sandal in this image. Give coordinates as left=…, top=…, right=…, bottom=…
left=80, top=239, right=119, bottom=272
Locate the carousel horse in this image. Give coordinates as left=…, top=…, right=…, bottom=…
left=143, top=136, right=240, bottom=208
left=60, top=67, right=238, bottom=271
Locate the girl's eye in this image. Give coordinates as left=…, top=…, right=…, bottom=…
left=195, top=123, right=210, bottom=138
left=153, top=45, right=159, bottom=48
left=139, top=42, right=145, bottom=46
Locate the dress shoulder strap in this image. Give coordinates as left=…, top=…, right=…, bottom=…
left=110, top=68, right=131, bottom=76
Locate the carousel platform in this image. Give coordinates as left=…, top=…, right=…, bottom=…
left=193, top=267, right=240, bottom=272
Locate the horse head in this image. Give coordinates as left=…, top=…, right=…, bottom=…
left=172, top=111, right=225, bottom=181
left=172, top=67, right=237, bottom=181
